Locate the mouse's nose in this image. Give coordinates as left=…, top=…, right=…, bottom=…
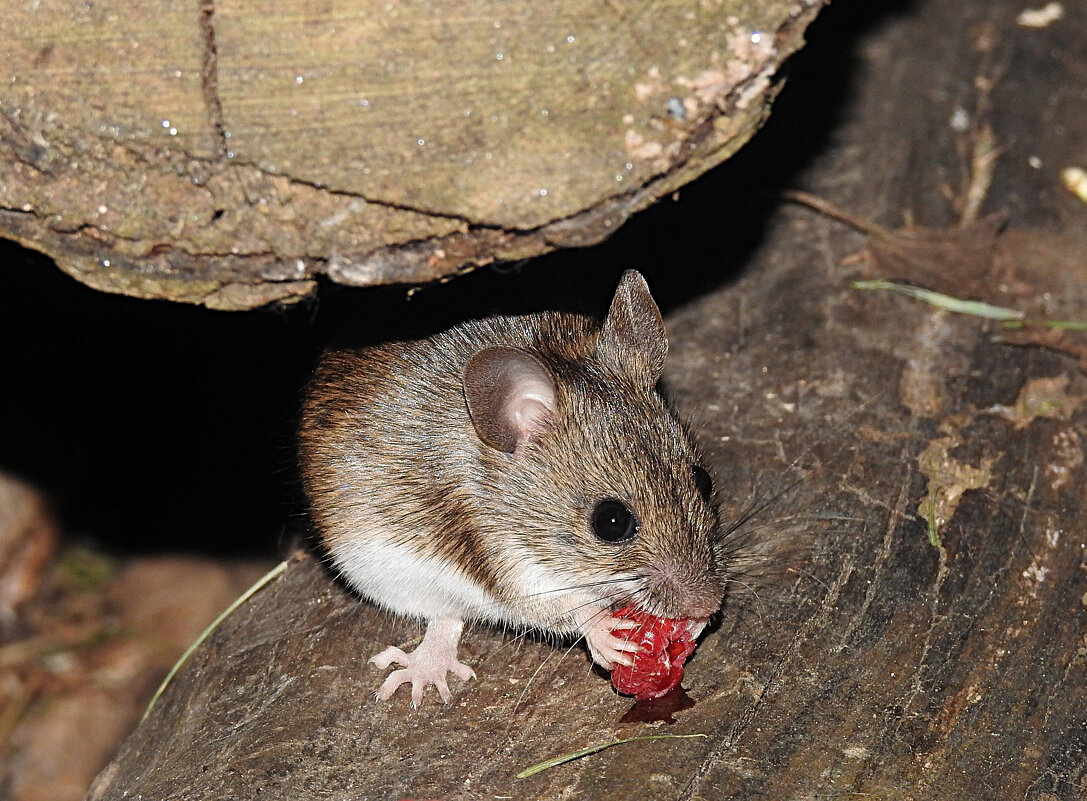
left=646, top=557, right=726, bottom=620
left=681, top=595, right=723, bottom=620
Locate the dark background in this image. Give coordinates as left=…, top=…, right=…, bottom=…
left=0, top=0, right=949, bottom=557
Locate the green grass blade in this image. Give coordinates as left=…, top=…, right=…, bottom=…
left=516, top=733, right=707, bottom=779
left=141, top=559, right=289, bottom=722
left=851, top=280, right=1025, bottom=320
left=1002, top=319, right=1087, bottom=331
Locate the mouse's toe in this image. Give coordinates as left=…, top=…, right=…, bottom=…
left=368, top=617, right=476, bottom=705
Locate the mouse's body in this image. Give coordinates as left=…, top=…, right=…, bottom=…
left=298, top=271, right=726, bottom=704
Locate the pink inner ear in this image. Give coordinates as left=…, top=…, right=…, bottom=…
left=505, top=368, right=555, bottom=444
left=463, top=345, right=557, bottom=453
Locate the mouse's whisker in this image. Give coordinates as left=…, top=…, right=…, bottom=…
left=541, top=589, right=649, bottom=631
left=718, top=495, right=789, bottom=542
left=523, top=574, right=641, bottom=599
left=721, top=581, right=769, bottom=626
left=723, top=574, right=765, bottom=601
left=725, top=473, right=810, bottom=527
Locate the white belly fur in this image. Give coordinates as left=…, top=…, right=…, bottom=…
left=330, top=537, right=508, bottom=623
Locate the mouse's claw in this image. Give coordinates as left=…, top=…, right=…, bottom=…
left=574, top=609, right=642, bottom=669
left=369, top=617, right=476, bottom=705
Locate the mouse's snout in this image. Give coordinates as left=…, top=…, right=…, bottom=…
left=644, top=556, right=725, bottom=621
left=673, top=580, right=725, bottom=620
left=679, top=595, right=724, bottom=620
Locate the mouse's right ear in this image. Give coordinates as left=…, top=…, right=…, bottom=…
left=463, top=346, right=557, bottom=453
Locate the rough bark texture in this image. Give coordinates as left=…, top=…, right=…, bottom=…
left=87, top=0, right=1086, bottom=798
left=0, top=0, right=823, bottom=310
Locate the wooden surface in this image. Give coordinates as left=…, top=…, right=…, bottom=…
left=87, top=0, right=1087, bottom=798
left=0, top=0, right=822, bottom=309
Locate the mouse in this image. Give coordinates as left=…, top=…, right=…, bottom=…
left=297, top=270, right=727, bottom=705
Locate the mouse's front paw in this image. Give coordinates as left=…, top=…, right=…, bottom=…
left=578, top=612, right=641, bottom=670
left=368, top=617, right=475, bottom=706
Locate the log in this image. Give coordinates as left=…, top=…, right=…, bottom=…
left=87, top=0, right=1087, bottom=797
left=0, top=0, right=823, bottom=309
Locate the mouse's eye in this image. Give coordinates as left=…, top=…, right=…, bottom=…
left=692, top=465, right=714, bottom=503
left=591, top=499, right=638, bottom=544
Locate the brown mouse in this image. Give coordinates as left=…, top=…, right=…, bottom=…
left=298, top=270, right=726, bottom=705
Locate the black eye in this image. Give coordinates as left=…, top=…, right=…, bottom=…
left=591, top=499, right=638, bottom=543
left=692, top=465, right=714, bottom=503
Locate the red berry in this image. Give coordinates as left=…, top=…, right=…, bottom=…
left=609, top=605, right=697, bottom=700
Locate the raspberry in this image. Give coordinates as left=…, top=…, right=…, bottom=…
left=609, top=605, right=697, bottom=701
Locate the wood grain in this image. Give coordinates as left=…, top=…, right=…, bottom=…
left=0, top=0, right=822, bottom=308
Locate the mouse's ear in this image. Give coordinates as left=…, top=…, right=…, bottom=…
left=463, top=346, right=557, bottom=453
left=598, top=270, right=668, bottom=384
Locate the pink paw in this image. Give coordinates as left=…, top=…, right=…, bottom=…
left=368, top=618, right=475, bottom=706
left=574, top=609, right=642, bottom=669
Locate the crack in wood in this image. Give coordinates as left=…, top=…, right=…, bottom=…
left=0, top=206, right=37, bottom=219
left=1025, top=464, right=1087, bottom=734
left=678, top=551, right=859, bottom=800
left=833, top=457, right=914, bottom=653
left=892, top=530, right=950, bottom=726
left=199, top=0, right=228, bottom=159
left=904, top=467, right=1044, bottom=800
left=891, top=412, right=1049, bottom=742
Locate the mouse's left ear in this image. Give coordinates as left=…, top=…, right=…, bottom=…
left=598, top=270, right=668, bottom=384
left=463, top=346, right=557, bottom=453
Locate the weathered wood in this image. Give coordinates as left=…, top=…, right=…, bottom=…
left=0, top=0, right=823, bottom=309
left=86, top=0, right=1087, bottom=798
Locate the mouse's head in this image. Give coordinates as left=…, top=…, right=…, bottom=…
left=463, top=271, right=727, bottom=623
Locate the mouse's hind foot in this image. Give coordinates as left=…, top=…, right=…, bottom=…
left=369, top=617, right=476, bottom=706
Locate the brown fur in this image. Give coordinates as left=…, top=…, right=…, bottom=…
left=298, top=272, right=727, bottom=632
